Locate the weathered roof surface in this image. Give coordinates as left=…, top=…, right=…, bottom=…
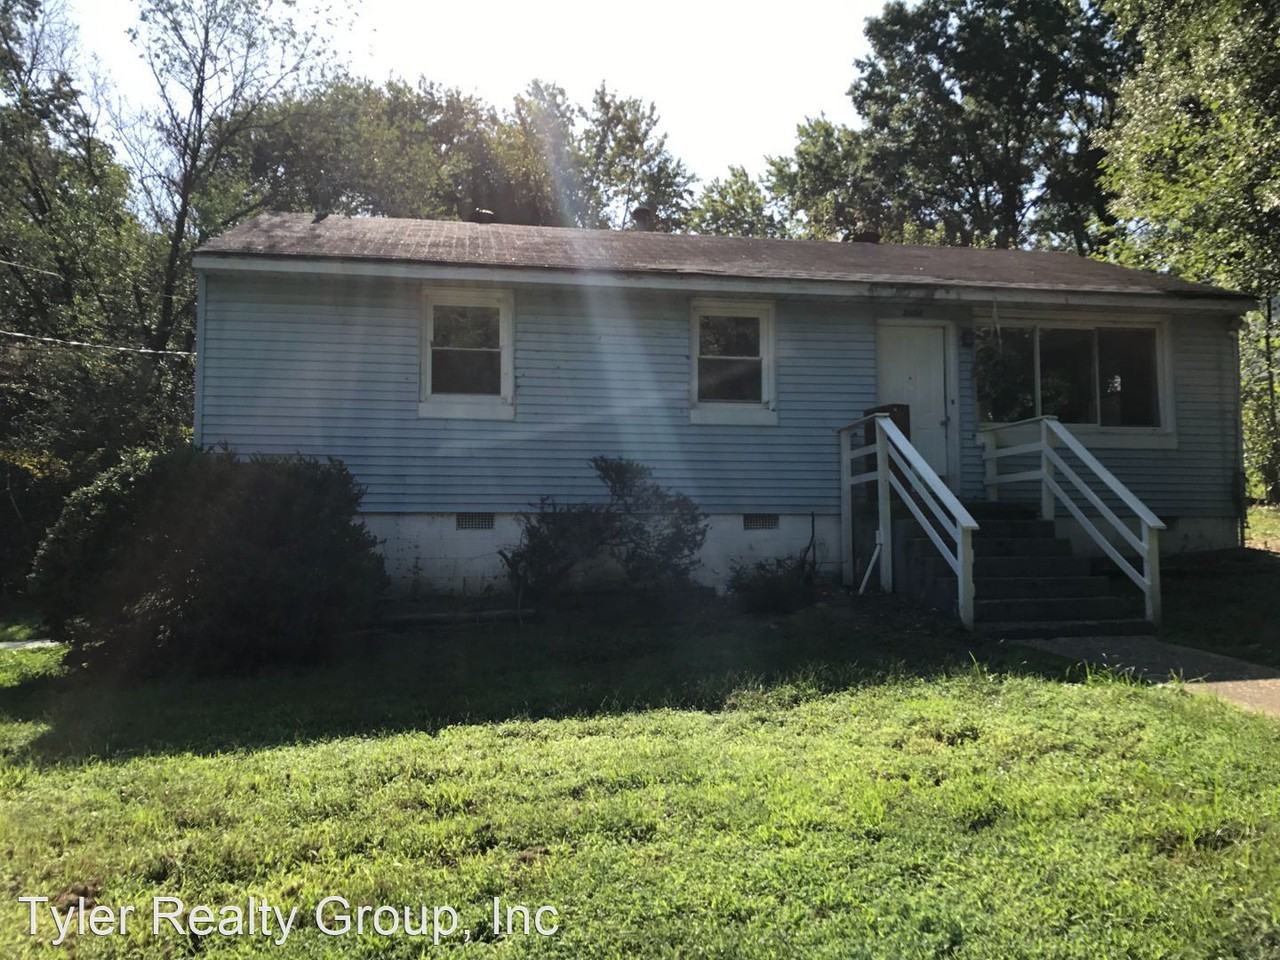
left=197, top=212, right=1249, bottom=301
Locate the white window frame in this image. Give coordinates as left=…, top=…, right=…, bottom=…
left=689, top=298, right=778, bottom=426
left=973, top=313, right=1177, bottom=449
left=419, top=287, right=515, bottom=421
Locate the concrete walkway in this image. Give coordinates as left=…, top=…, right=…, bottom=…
left=1020, top=635, right=1280, bottom=718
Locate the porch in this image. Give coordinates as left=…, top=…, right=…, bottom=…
left=838, top=411, right=1164, bottom=635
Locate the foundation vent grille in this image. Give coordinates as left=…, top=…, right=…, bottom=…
left=742, top=513, right=780, bottom=530
left=456, top=512, right=496, bottom=530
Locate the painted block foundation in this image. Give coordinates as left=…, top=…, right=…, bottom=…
left=1054, top=515, right=1239, bottom=558
left=361, top=512, right=841, bottom=595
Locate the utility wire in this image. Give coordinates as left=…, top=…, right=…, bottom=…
left=0, top=329, right=194, bottom=356
left=0, top=257, right=62, bottom=279
left=0, top=257, right=175, bottom=301
left=0, top=257, right=192, bottom=355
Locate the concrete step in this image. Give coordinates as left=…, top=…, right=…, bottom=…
left=936, top=554, right=1093, bottom=578
left=977, top=619, right=1155, bottom=640
left=974, top=576, right=1115, bottom=599
left=897, top=501, right=1153, bottom=641
left=963, top=502, right=1037, bottom=522
left=973, top=519, right=1056, bottom=539
left=975, top=594, right=1143, bottom=623
left=973, top=537, right=1072, bottom=558
left=908, top=535, right=1071, bottom=560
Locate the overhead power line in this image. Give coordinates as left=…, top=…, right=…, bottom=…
left=0, top=329, right=195, bottom=357
left=0, top=257, right=173, bottom=301
left=0, top=257, right=62, bottom=279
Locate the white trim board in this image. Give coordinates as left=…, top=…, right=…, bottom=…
left=688, top=297, right=778, bottom=427
left=419, top=286, right=515, bottom=421
left=193, top=271, right=207, bottom=445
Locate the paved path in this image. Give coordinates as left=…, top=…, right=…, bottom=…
left=1020, top=635, right=1280, bottom=718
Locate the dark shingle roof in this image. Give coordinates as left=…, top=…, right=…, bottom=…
left=197, top=212, right=1249, bottom=301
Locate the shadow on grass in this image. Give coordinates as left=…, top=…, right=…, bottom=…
left=1161, top=547, right=1280, bottom=669
left=0, top=595, right=1080, bottom=763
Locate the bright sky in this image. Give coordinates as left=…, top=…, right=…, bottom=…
left=67, top=0, right=877, bottom=182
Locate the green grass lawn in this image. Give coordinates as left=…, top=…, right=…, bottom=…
left=3, top=600, right=1280, bottom=958
left=1249, top=505, right=1280, bottom=553
left=0, top=606, right=41, bottom=644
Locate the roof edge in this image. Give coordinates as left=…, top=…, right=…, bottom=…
left=192, top=251, right=1257, bottom=313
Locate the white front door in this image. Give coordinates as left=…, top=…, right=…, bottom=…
left=877, top=322, right=951, bottom=479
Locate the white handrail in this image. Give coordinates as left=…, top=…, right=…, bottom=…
left=981, top=415, right=1053, bottom=433
left=837, top=413, right=978, bottom=628
left=1044, top=420, right=1165, bottom=531
left=980, top=415, right=1165, bottom=625
left=877, top=418, right=979, bottom=533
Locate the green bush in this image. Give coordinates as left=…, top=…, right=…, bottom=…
left=28, top=447, right=387, bottom=676
left=500, top=456, right=708, bottom=601
left=727, top=554, right=816, bottom=615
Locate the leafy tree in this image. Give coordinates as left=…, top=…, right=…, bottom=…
left=118, top=0, right=336, bottom=354
left=688, top=165, right=789, bottom=238
left=4, top=0, right=344, bottom=592
left=766, top=120, right=907, bottom=242
left=0, top=0, right=182, bottom=591
left=238, top=77, right=507, bottom=221
left=489, top=80, right=591, bottom=226
left=1101, top=0, right=1278, bottom=499
left=771, top=0, right=1134, bottom=249
left=1242, top=301, right=1280, bottom=502
left=580, top=83, right=695, bottom=231
left=227, top=77, right=694, bottom=231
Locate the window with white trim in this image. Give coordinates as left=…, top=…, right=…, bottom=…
left=420, top=288, right=514, bottom=420
left=690, top=298, right=777, bottom=425
left=975, top=320, right=1168, bottom=431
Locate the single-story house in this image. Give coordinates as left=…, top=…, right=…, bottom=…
left=192, top=212, right=1253, bottom=633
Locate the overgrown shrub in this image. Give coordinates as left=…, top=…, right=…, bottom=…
left=28, top=447, right=387, bottom=676
left=499, top=456, right=708, bottom=601
left=727, top=554, right=816, bottom=615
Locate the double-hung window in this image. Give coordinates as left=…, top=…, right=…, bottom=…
left=974, top=318, right=1172, bottom=445
left=690, top=298, right=777, bottom=425
left=420, top=288, right=514, bottom=420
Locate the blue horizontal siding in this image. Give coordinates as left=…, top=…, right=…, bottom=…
left=200, top=274, right=1238, bottom=519
left=199, top=276, right=874, bottom=513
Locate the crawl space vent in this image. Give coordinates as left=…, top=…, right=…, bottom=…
left=742, top=513, right=780, bottom=531
left=455, top=512, right=495, bottom=531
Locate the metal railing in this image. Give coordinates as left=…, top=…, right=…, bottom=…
left=838, top=413, right=980, bottom=627
left=981, top=415, right=1165, bottom=624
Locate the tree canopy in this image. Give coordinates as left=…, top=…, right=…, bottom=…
left=1101, top=0, right=1279, bottom=498
left=688, top=166, right=788, bottom=238
left=233, top=77, right=694, bottom=231
left=0, top=0, right=177, bottom=586
left=764, top=0, right=1135, bottom=250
